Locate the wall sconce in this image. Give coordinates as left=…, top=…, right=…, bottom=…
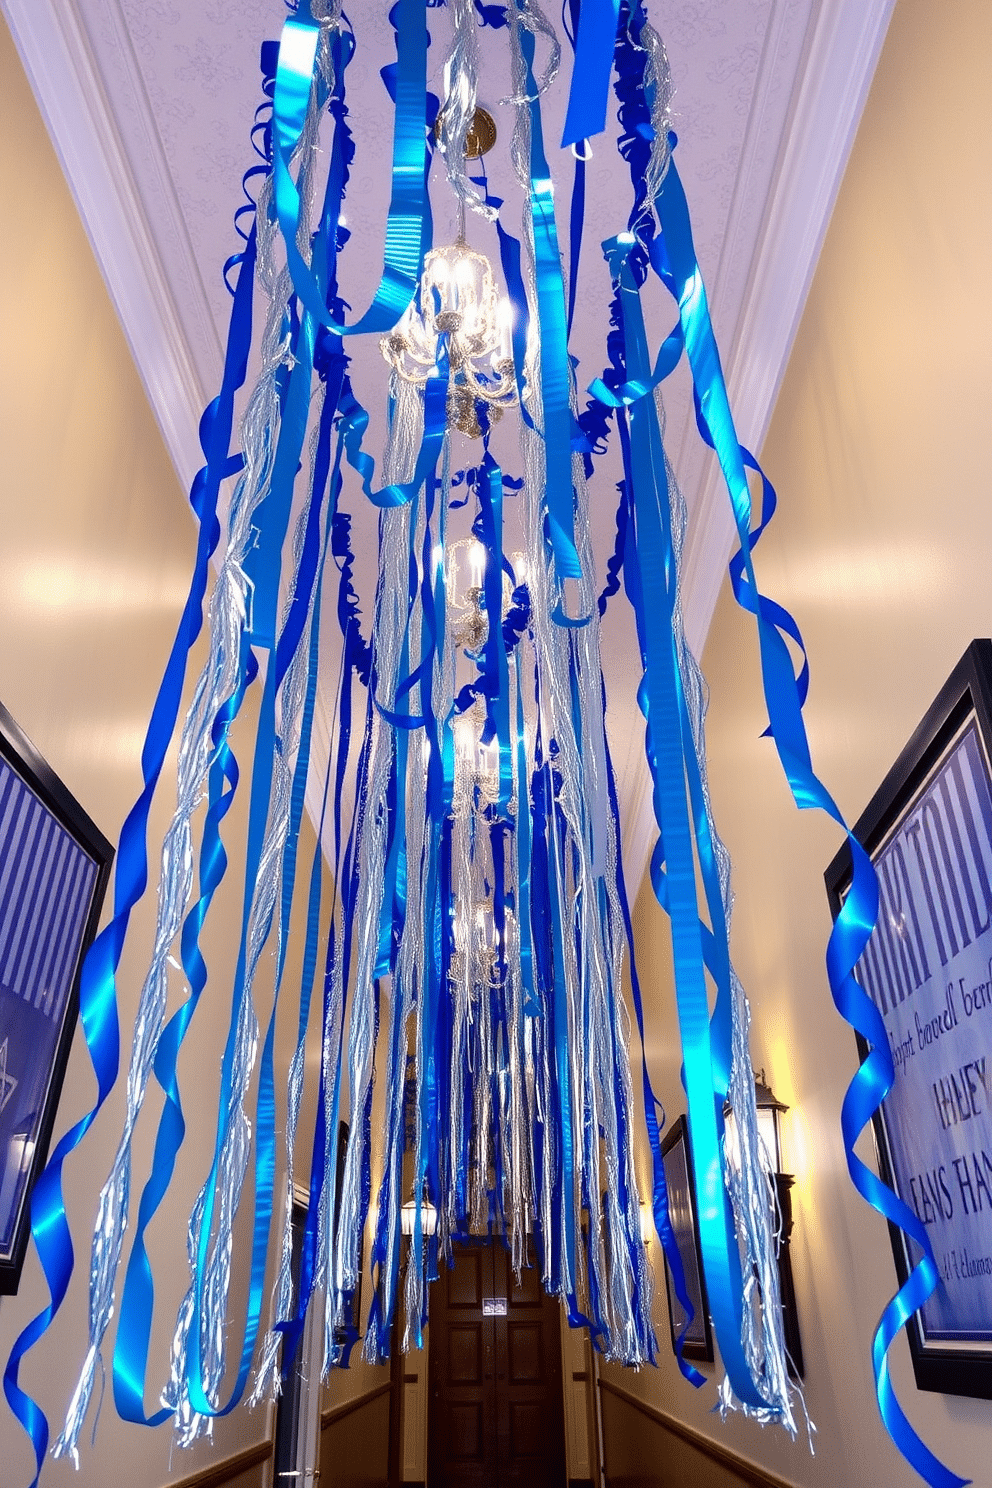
left=400, top=1197, right=438, bottom=1238
left=639, top=1202, right=653, bottom=1246
left=726, top=1072, right=805, bottom=1381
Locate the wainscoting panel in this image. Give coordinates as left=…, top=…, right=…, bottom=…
left=319, top=1381, right=392, bottom=1487
left=599, top=1380, right=796, bottom=1488
left=170, top=1439, right=272, bottom=1488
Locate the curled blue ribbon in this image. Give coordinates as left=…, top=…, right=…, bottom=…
left=272, top=0, right=428, bottom=335
left=2, top=165, right=260, bottom=1488
left=649, top=135, right=969, bottom=1488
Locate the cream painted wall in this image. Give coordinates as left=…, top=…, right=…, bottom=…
left=601, top=0, right=992, bottom=1483
left=0, top=17, right=330, bottom=1485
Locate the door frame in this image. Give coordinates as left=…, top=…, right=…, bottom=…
left=426, top=1233, right=568, bottom=1488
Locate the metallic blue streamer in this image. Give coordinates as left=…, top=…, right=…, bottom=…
left=649, top=140, right=969, bottom=1488
left=517, top=19, right=583, bottom=592
left=561, top=0, right=621, bottom=148
left=604, top=232, right=769, bottom=1411
left=272, top=0, right=428, bottom=335
left=2, top=175, right=259, bottom=1486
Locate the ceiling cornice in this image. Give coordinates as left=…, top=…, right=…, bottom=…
left=2, top=0, right=207, bottom=490
left=679, top=0, right=898, bottom=661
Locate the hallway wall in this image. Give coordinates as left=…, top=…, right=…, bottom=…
left=0, top=16, right=325, bottom=1485
left=603, top=0, right=992, bottom=1483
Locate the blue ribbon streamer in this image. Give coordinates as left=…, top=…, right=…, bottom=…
left=603, top=231, right=770, bottom=1411
left=272, top=0, right=428, bottom=335
left=602, top=709, right=702, bottom=1382
left=646, top=136, right=969, bottom=1488
left=517, top=17, right=583, bottom=596
left=561, top=0, right=621, bottom=148
left=2, top=154, right=260, bottom=1486
left=112, top=646, right=258, bottom=1427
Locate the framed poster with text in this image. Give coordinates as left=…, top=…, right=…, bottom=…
left=826, top=640, right=992, bottom=1399
left=0, top=701, right=112, bottom=1294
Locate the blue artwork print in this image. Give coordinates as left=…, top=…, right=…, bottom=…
left=0, top=756, right=98, bottom=1259
left=858, top=721, right=992, bottom=1343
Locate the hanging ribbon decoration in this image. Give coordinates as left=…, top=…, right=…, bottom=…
left=561, top=0, right=621, bottom=148
left=3, top=5, right=970, bottom=1488
left=585, top=1, right=968, bottom=1472
left=518, top=23, right=584, bottom=596
left=273, top=0, right=428, bottom=333
left=646, top=144, right=969, bottom=1487
left=600, top=232, right=771, bottom=1412
left=5, top=57, right=268, bottom=1482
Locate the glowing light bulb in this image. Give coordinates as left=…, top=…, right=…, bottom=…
left=496, top=297, right=513, bottom=362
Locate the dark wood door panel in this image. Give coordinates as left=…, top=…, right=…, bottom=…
left=507, top=1258, right=542, bottom=1308
left=447, top=1400, right=487, bottom=1460
left=506, top=1321, right=542, bottom=1383
left=447, top=1246, right=486, bottom=1308
left=429, top=1243, right=497, bottom=1488
left=507, top=1398, right=545, bottom=1460
left=429, top=1238, right=566, bottom=1488
left=448, top=1323, right=485, bottom=1384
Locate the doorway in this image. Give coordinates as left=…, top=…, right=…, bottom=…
left=427, top=1237, right=567, bottom=1488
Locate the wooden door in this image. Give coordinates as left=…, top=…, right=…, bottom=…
left=428, top=1239, right=567, bottom=1488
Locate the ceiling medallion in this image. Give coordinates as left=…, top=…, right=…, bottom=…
left=433, top=105, right=497, bottom=158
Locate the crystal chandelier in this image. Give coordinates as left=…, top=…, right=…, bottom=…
left=380, top=236, right=516, bottom=437
left=448, top=541, right=516, bottom=995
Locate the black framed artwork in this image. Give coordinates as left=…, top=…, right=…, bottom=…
left=660, top=1113, right=713, bottom=1363
left=0, top=701, right=112, bottom=1294
left=825, top=640, right=992, bottom=1401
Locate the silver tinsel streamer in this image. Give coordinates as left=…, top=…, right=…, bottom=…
left=50, top=0, right=809, bottom=1459
left=248, top=399, right=335, bottom=1409
left=436, top=0, right=498, bottom=224
left=337, top=377, right=424, bottom=1364
left=506, top=0, right=654, bottom=1358
left=52, top=143, right=295, bottom=1461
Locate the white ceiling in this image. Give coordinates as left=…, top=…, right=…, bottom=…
left=2, top=0, right=893, bottom=888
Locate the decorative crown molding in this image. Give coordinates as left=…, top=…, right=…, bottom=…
left=2, top=0, right=208, bottom=492
left=679, top=0, right=897, bottom=660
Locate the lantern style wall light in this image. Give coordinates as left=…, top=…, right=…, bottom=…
left=726, top=1072, right=805, bottom=1381
left=400, top=1197, right=439, bottom=1238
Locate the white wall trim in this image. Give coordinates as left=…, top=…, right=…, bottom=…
left=680, top=0, right=897, bottom=659
left=2, top=0, right=206, bottom=492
